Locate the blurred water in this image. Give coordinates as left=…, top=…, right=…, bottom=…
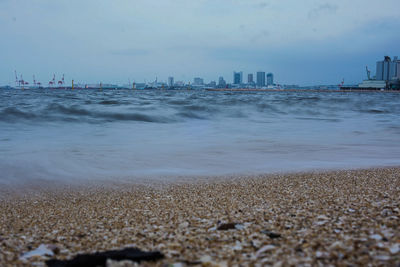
left=1, top=89, right=400, bottom=185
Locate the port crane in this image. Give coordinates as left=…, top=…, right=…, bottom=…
left=14, top=71, right=19, bottom=87
left=338, top=78, right=344, bottom=88
left=19, top=74, right=29, bottom=89
left=33, top=75, right=42, bottom=88
left=14, top=71, right=27, bottom=87
left=366, top=66, right=371, bottom=80
left=48, top=74, right=56, bottom=87
left=58, top=74, right=65, bottom=87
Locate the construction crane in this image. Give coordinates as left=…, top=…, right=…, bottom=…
left=49, top=74, right=56, bottom=87
left=366, top=66, right=371, bottom=80
left=338, top=78, right=344, bottom=88
left=14, top=71, right=19, bottom=87
left=58, top=74, right=65, bottom=87
left=19, top=74, right=25, bottom=89
left=18, top=74, right=29, bottom=89
left=32, top=75, right=42, bottom=88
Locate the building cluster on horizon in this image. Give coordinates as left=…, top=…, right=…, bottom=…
left=5, top=56, right=400, bottom=91
left=232, top=71, right=275, bottom=89
left=161, top=71, right=276, bottom=90
left=357, top=56, right=400, bottom=90
left=6, top=70, right=278, bottom=90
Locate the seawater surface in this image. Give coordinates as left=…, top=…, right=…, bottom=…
left=1, top=89, right=400, bottom=185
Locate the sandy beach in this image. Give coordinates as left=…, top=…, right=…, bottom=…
left=0, top=167, right=399, bottom=266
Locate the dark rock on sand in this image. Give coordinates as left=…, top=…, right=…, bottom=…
left=217, top=223, right=238, bottom=230
left=261, top=230, right=282, bottom=239
left=46, top=247, right=164, bottom=267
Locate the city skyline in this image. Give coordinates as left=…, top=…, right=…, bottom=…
left=1, top=0, right=399, bottom=86
left=7, top=69, right=277, bottom=88
left=10, top=55, right=399, bottom=89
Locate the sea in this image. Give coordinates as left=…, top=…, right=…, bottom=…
left=1, top=89, right=400, bottom=186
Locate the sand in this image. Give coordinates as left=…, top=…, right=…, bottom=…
left=0, top=168, right=399, bottom=266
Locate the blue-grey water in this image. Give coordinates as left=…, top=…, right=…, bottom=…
left=1, top=89, right=400, bottom=185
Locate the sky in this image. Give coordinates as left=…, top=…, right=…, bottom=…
left=0, top=0, right=399, bottom=86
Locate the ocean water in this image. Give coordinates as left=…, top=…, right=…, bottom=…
left=1, top=89, right=400, bottom=185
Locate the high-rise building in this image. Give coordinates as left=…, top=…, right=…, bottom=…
left=218, top=76, right=226, bottom=88
left=248, top=74, right=253, bottom=84
left=193, top=77, right=204, bottom=85
left=256, top=71, right=266, bottom=87
left=396, top=57, right=400, bottom=79
left=208, top=81, right=217, bottom=88
left=168, top=77, right=174, bottom=87
left=267, top=73, right=274, bottom=86
left=376, top=61, right=384, bottom=80
left=376, top=56, right=399, bottom=81
left=390, top=56, right=399, bottom=80
left=233, top=71, right=243, bottom=84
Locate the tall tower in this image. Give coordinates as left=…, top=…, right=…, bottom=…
left=233, top=71, right=243, bottom=84
left=267, top=73, right=274, bottom=86
left=376, top=56, right=394, bottom=81
left=168, top=77, right=174, bottom=87
left=218, top=76, right=226, bottom=88
left=248, top=73, right=253, bottom=84
left=256, top=72, right=266, bottom=87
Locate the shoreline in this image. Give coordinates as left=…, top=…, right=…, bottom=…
left=1, top=167, right=399, bottom=266
left=2, top=164, right=399, bottom=196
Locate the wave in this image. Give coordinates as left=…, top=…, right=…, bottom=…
left=0, top=104, right=176, bottom=123
left=181, top=104, right=218, bottom=112
left=0, top=107, right=37, bottom=121
left=1, top=90, right=399, bottom=126
left=167, top=100, right=191, bottom=105
left=98, top=100, right=121, bottom=105
left=97, top=112, right=175, bottom=123
left=175, top=111, right=207, bottom=119
left=256, top=103, right=286, bottom=114
left=295, top=117, right=341, bottom=122
left=361, top=109, right=389, bottom=114
left=46, top=103, right=91, bottom=116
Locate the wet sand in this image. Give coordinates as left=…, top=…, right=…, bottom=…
left=0, top=168, right=399, bottom=266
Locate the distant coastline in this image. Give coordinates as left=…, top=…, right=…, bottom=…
left=206, top=88, right=400, bottom=92
left=1, top=86, right=400, bottom=92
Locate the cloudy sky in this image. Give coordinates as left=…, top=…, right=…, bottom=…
left=0, top=0, right=399, bottom=86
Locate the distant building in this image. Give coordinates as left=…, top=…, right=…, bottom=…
left=267, top=73, right=274, bottom=86
left=218, top=76, right=226, bottom=88
left=134, top=83, right=146, bottom=89
left=256, top=71, right=266, bottom=87
left=397, top=59, right=400, bottom=79
left=358, top=56, right=400, bottom=89
left=248, top=74, right=253, bottom=84
left=393, top=56, right=400, bottom=80
left=233, top=71, right=243, bottom=84
left=207, top=81, right=217, bottom=88
left=193, top=77, right=204, bottom=85
left=168, top=77, right=174, bottom=87
left=376, top=56, right=400, bottom=81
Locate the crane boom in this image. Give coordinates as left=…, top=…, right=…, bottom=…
left=366, top=66, right=371, bottom=80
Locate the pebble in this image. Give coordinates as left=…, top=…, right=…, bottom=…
left=370, top=234, right=383, bottom=241
left=20, top=244, right=54, bottom=260
left=256, top=245, right=276, bottom=257
left=261, top=230, right=281, bottom=239
left=1, top=167, right=399, bottom=266
left=389, top=244, right=400, bottom=254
